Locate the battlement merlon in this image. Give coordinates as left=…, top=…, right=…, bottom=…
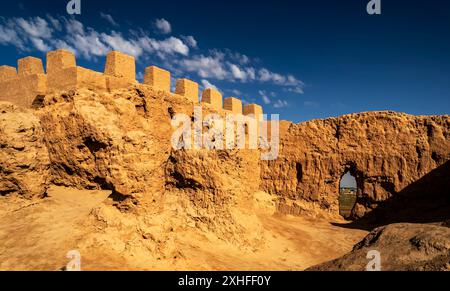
left=0, top=49, right=265, bottom=115
left=46, top=49, right=77, bottom=74
left=224, top=97, right=243, bottom=115
left=104, top=51, right=137, bottom=91
left=202, top=88, right=223, bottom=111
left=0, top=57, right=47, bottom=108
left=18, top=57, right=45, bottom=76
left=175, top=78, right=199, bottom=103
left=144, top=66, right=171, bottom=92
left=104, top=51, right=136, bottom=80
left=0, top=66, right=18, bottom=81
left=244, top=104, right=264, bottom=118
left=46, top=49, right=106, bottom=93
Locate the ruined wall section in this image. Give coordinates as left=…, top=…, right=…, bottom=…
left=260, top=111, right=450, bottom=218
left=0, top=57, right=46, bottom=108
left=0, top=102, right=51, bottom=198
left=2, top=49, right=448, bottom=222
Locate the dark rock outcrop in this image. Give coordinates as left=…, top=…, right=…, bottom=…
left=307, top=223, right=450, bottom=271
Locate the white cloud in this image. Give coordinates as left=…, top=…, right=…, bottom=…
left=69, top=34, right=109, bottom=59
left=0, top=15, right=306, bottom=96
left=31, top=37, right=50, bottom=52
left=245, top=67, right=256, bottom=80
left=273, top=100, right=289, bottom=108
left=257, top=68, right=305, bottom=93
left=286, top=75, right=302, bottom=86
left=262, top=95, right=271, bottom=104
left=259, top=90, right=271, bottom=104
left=65, top=18, right=84, bottom=35
left=154, top=18, right=172, bottom=34
left=0, top=17, right=192, bottom=61
left=175, top=52, right=262, bottom=85
left=62, top=19, right=110, bottom=59
left=180, top=55, right=229, bottom=80
left=0, top=25, right=25, bottom=49
left=230, top=64, right=246, bottom=81
left=0, top=17, right=54, bottom=52
left=226, top=51, right=251, bottom=65
left=229, top=64, right=256, bottom=82
left=139, top=36, right=189, bottom=57
left=100, top=13, right=119, bottom=27
left=237, top=54, right=249, bottom=65
left=286, top=86, right=304, bottom=94
left=182, top=35, right=197, bottom=48
left=201, top=79, right=218, bottom=91
left=101, top=33, right=143, bottom=57
left=136, top=71, right=144, bottom=82
left=230, top=89, right=242, bottom=96
left=51, top=39, right=74, bottom=52
left=15, top=17, right=52, bottom=39
left=46, top=15, right=62, bottom=31
left=259, top=68, right=286, bottom=84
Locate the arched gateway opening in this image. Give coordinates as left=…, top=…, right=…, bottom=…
left=339, top=172, right=357, bottom=219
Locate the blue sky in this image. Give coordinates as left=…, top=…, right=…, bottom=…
left=0, top=0, right=449, bottom=123
left=341, top=172, right=357, bottom=189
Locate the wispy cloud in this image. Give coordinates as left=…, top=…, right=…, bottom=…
left=0, top=17, right=191, bottom=60
left=230, top=89, right=242, bottom=96
left=286, top=86, right=304, bottom=94
left=273, top=100, right=289, bottom=108
left=174, top=50, right=302, bottom=93
left=154, top=18, right=172, bottom=34
left=259, top=90, right=271, bottom=104
left=181, top=35, right=197, bottom=48
left=0, top=15, right=306, bottom=97
left=201, top=79, right=219, bottom=91
left=259, top=68, right=304, bottom=93
left=30, top=37, right=51, bottom=52
left=138, top=36, right=189, bottom=57
left=100, top=13, right=119, bottom=27
left=178, top=53, right=229, bottom=80
left=230, top=63, right=256, bottom=82
left=16, top=17, right=52, bottom=39
left=0, top=25, right=25, bottom=50
left=262, top=95, right=271, bottom=105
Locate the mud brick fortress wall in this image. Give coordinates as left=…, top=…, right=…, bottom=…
left=1, top=50, right=449, bottom=222
left=0, top=49, right=264, bottom=117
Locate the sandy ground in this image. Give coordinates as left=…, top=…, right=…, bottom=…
left=175, top=214, right=368, bottom=271
left=0, top=187, right=368, bottom=271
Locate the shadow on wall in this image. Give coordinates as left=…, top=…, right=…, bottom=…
left=333, top=160, right=450, bottom=231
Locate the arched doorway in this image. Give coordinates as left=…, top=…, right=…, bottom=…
left=339, top=172, right=357, bottom=219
